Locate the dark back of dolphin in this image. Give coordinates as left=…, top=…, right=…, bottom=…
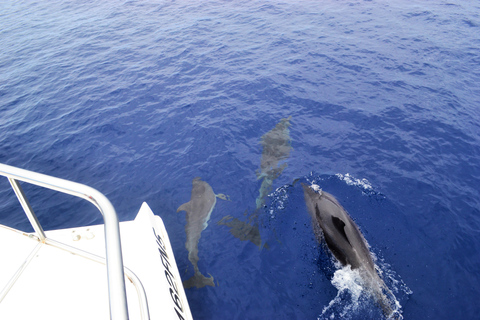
left=302, top=183, right=375, bottom=272
left=302, top=183, right=398, bottom=318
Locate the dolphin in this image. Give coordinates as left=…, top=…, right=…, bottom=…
left=218, top=117, right=292, bottom=249
left=177, top=177, right=229, bottom=289
left=302, top=183, right=398, bottom=318
left=255, top=116, right=292, bottom=209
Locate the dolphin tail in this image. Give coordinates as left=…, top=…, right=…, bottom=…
left=217, top=215, right=266, bottom=249
left=183, top=272, right=215, bottom=289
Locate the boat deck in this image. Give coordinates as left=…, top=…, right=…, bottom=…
left=0, top=203, right=191, bottom=320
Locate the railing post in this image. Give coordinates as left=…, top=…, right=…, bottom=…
left=8, top=177, right=46, bottom=242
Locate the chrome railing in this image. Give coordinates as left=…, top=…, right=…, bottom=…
left=0, top=163, right=139, bottom=320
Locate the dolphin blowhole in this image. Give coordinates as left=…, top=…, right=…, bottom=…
left=310, top=183, right=322, bottom=194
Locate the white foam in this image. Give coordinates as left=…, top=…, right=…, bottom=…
left=311, top=183, right=322, bottom=192
left=319, top=265, right=366, bottom=319
left=319, top=258, right=411, bottom=320
left=331, top=266, right=364, bottom=301
left=336, top=173, right=373, bottom=191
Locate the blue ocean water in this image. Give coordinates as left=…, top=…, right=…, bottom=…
left=1, top=0, right=479, bottom=319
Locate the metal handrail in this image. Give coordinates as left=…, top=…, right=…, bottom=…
left=45, top=238, right=150, bottom=320
left=0, top=163, right=128, bottom=320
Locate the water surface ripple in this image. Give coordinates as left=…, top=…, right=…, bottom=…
left=1, top=1, right=479, bottom=319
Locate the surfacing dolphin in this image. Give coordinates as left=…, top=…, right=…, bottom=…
left=177, top=177, right=229, bottom=289
left=218, top=117, right=292, bottom=249
left=302, top=183, right=399, bottom=319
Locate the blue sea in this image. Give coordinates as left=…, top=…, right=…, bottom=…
left=1, top=0, right=479, bottom=319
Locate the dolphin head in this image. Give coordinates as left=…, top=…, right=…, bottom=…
left=302, top=183, right=323, bottom=220
left=301, top=182, right=320, bottom=196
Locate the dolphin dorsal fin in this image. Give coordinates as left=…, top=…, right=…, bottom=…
left=177, top=201, right=192, bottom=213
left=331, top=216, right=352, bottom=246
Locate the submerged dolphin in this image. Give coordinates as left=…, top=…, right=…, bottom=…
left=302, top=183, right=398, bottom=318
left=177, top=177, right=229, bottom=289
left=218, top=117, right=292, bottom=249
left=256, top=116, right=292, bottom=209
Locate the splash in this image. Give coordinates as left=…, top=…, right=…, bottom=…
left=336, top=173, right=373, bottom=191
left=320, top=265, right=366, bottom=320
left=334, top=173, right=386, bottom=198
left=318, top=262, right=409, bottom=320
